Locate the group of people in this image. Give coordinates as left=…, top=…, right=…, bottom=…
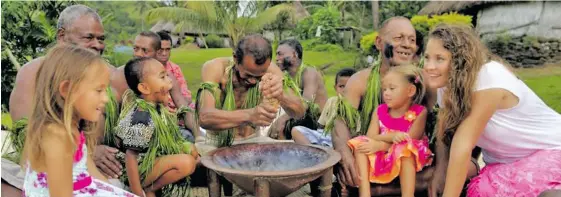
left=2, top=4, right=561, bottom=197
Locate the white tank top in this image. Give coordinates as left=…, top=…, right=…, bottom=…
left=437, top=61, right=561, bottom=164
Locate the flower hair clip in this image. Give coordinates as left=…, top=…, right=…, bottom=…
left=414, top=76, right=420, bottom=84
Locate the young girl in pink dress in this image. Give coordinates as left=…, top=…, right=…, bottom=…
left=348, top=65, right=433, bottom=197
left=21, top=44, right=137, bottom=197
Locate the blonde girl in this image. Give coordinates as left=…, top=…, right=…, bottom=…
left=22, top=44, right=136, bottom=197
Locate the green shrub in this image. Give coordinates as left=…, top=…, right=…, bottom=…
left=204, top=34, right=223, bottom=48
left=295, top=7, right=341, bottom=45
left=412, top=12, right=472, bottom=36
left=523, top=36, right=539, bottom=46
left=294, top=17, right=314, bottom=40
left=312, top=43, right=343, bottom=53
left=496, top=33, right=513, bottom=46
left=300, top=39, right=343, bottom=52
left=183, top=36, right=195, bottom=44
left=301, top=38, right=323, bottom=49
left=360, top=31, right=378, bottom=54
left=411, top=15, right=430, bottom=36
left=429, top=12, right=472, bottom=28
left=311, top=7, right=341, bottom=44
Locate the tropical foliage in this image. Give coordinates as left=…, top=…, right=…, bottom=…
left=204, top=34, right=223, bottom=48
left=1, top=1, right=76, bottom=108
left=411, top=12, right=473, bottom=36
left=378, top=1, right=427, bottom=23
left=360, top=31, right=378, bottom=54
left=145, top=1, right=296, bottom=47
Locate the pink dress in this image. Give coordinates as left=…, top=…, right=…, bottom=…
left=22, top=131, right=137, bottom=197
left=347, top=104, right=433, bottom=183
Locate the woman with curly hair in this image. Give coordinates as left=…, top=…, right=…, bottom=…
left=423, top=24, right=561, bottom=197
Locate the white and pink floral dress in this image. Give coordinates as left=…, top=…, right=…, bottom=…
left=22, top=131, right=137, bottom=197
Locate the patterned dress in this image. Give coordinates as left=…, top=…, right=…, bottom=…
left=113, top=90, right=194, bottom=197
left=114, top=108, right=154, bottom=184
left=22, top=131, right=137, bottom=197
left=347, top=104, right=433, bottom=184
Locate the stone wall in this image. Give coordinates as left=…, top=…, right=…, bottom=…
left=478, top=1, right=561, bottom=40
left=485, top=37, right=561, bottom=68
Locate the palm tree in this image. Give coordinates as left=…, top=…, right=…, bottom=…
left=135, top=1, right=159, bottom=31
left=96, top=8, right=115, bottom=28
left=303, top=1, right=361, bottom=27
left=145, top=1, right=295, bottom=48
left=371, top=0, right=380, bottom=30
left=31, top=11, right=57, bottom=44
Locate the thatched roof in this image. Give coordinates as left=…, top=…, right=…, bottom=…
left=150, top=21, right=228, bottom=36
left=150, top=21, right=176, bottom=33
left=418, top=1, right=515, bottom=15
left=335, top=26, right=361, bottom=31
left=293, top=0, right=310, bottom=20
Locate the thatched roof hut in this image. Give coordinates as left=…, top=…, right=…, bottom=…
left=150, top=21, right=228, bottom=38
left=420, top=1, right=561, bottom=67
left=418, top=1, right=510, bottom=15
left=293, top=0, right=310, bottom=20
left=150, top=21, right=231, bottom=47
left=419, top=1, right=561, bottom=40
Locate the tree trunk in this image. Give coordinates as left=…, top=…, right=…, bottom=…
left=371, top=0, right=380, bottom=30
left=341, top=10, right=345, bottom=25
left=198, top=31, right=209, bottom=49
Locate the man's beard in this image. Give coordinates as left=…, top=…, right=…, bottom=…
left=281, top=56, right=293, bottom=70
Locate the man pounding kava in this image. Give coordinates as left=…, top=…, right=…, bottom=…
left=326, top=16, right=482, bottom=196
left=195, top=34, right=306, bottom=155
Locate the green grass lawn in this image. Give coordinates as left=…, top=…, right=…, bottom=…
left=518, top=64, right=561, bottom=112
left=1, top=49, right=559, bottom=128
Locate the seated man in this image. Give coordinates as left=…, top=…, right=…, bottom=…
left=155, top=31, right=194, bottom=110
left=292, top=68, right=356, bottom=147
left=155, top=31, right=200, bottom=142
left=269, top=39, right=328, bottom=140
left=195, top=34, right=306, bottom=155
